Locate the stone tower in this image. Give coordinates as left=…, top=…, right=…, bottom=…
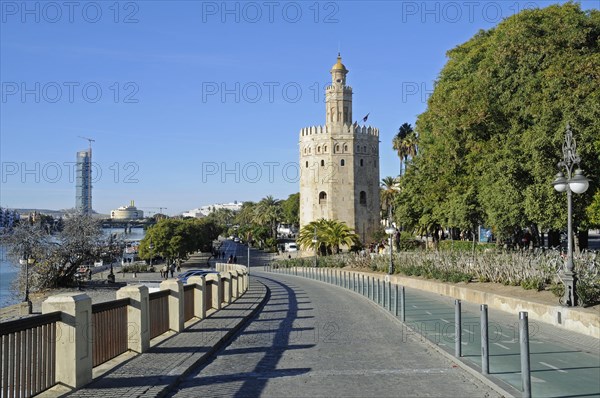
left=299, top=54, right=380, bottom=243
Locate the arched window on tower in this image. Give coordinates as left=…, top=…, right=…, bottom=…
left=363, top=146, right=367, bottom=153
left=335, top=144, right=340, bottom=153
left=340, top=159, right=345, bottom=166
left=305, top=161, right=308, bottom=168
left=324, top=145, right=327, bottom=153
left=360, top=159, right=364, bottom=167
left=321, top=159, right=325, bottom=167
left=357, top=145, right=360, bottom=152
left=319, top=191, right=327, bottom=205
left=359, top=191, right=367, bottom=205
left=344, top=144, right=348, bottom=152
left=317, top=146, right=321, bottom=153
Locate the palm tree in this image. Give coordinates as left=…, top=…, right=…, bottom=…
left=297, top=220, right=323, bottom=251
left=323, top=220, right=360, bottom=253
left=403, top=130, right=418, bottom=168
left=235, top=202, right=257, bottom=227
left=381, top=177, right=401, bottom=225
left=253, top=195, right=282, bottom=239
left=392, top=123, right=416, bottom=176
left=297, top=219, right=359, bottom=255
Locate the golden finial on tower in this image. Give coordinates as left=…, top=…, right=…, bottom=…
left=331, top=52, right=347, bottom=72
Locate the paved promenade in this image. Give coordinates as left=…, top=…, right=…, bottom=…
left=64, top=280, right=268, bottom=397
left=39, top=241, right=598, bottom=397
left=166, top=273, right=502, bottom=398
left=246, top=268, right=600, bottom=398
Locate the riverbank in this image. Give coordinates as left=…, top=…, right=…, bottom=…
left=0, top=252, right=216, bottom=321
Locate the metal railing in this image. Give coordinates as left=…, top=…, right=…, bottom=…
left=1, top=312, right=60, bottom=398
left=205, top=281, right=213, bottom=309
left=149, top=290, right=169, bottom=339
left=219, top=277, right=225, bottom=304
left=183, top=285, right=194, bottom=322
left=91, top=298, right=130, bottom=367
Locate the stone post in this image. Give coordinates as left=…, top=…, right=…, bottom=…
left=221, top=271, right=232, bottom=304
left=237, top=270, right=245, bottom=296
left=160, top=279, right=184, bottom=332
left=240, top=270, right=247, bottom=292
left=42, top=293, right=92, bottom=389
left=188, top=275, right=206, bottom=319
left=231, top=272, right=239, bottom=299
left=116, top=285, right=150, bottom=353
left=205, top=273, right=222, bottom=310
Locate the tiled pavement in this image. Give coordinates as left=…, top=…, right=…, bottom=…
left=58, top=246, right=598, bottom=398
left=260, top=268, right=600, bottom=398
left=166, top=274, right=504, bottom=398
left=67, top=281, right=268, bottom=398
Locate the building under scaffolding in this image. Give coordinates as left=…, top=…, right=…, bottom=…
left=75, top=149, right=92, bottom=214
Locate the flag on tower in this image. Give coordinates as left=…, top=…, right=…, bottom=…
left=362, top=113, right=370, bottom=122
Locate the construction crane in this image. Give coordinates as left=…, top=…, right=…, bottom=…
left=140, top=207, right=168, bottom=216
left=78, top=136, right=95, bottom=151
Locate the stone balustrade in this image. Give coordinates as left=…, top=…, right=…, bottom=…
left=0, top=266, right=249, bottom=396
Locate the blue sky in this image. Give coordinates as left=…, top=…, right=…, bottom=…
left=1, top=0, right=597, bottom=215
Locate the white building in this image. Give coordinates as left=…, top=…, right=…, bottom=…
left=111, top=200, right=144, bottom=220
left=182, top=201, right=242, bottom=218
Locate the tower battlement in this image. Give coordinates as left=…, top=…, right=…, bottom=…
left=300, top=125, right=327, bottom=136
left=354, top=125, right=379, bottom=137
left=326, top=85, right=353, bottom=93
left=299, top=124, right=379, bottom=138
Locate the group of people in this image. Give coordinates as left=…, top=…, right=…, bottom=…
left=160, top=263, right=180, bottom=279
left=211, top=247, right=237, bottom=264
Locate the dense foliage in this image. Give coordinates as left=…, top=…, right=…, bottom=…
left=394, top=3, right=599, bottom=243
left=138, top=218, right=221, bottom=265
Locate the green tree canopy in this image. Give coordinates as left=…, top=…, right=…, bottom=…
left=401, top=3, right=599, bottom=241
left=139, top=218, right=221, bottom=264
left=281, top=193, right=300, bottom=225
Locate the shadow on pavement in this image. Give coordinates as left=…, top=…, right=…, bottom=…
left=167, top=275, right=314, bottom=397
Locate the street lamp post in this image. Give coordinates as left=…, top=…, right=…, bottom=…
left=19, top=254, right=34, bottom=313
left=385, top=206, right=395, bottom=275
left=247, top=232, right=251, bottom=275
left=552, top=124, right=590, bottom=307
left=312, top=226, right=318, bottom=268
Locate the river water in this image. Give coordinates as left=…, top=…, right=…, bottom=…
left=0, top=246, right=19, bottom=308
left=0, top=227, right=146, bottom=309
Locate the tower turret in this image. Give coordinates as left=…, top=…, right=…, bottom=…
left=299, top=54, right=380, bottom=244
left=326, top=53, right=353, bottom=129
